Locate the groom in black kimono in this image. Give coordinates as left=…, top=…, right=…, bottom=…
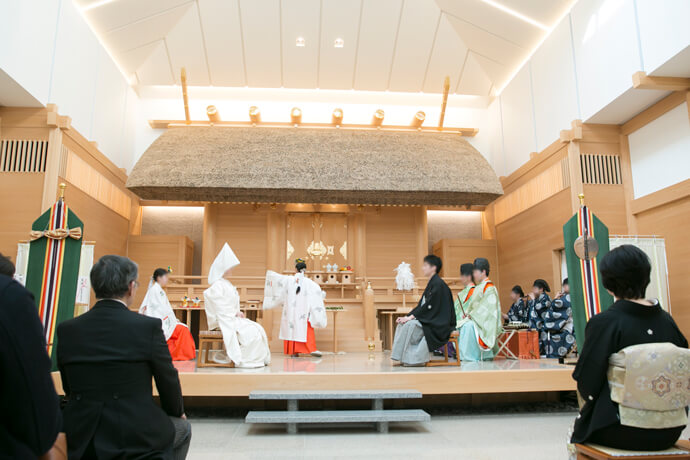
left=391, top=254, right=456, bottom=366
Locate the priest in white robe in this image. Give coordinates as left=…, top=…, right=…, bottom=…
left=203, top=243, right=271, bottom=368
left=263, top=259, right=327, bottom=356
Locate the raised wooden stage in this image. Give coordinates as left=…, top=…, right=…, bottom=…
left=51, top=352, right=575, bottom=398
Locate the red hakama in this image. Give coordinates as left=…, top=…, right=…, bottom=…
left=167, top=324, right=196, bottom=361
left=283, top=322, right=317, bottom=355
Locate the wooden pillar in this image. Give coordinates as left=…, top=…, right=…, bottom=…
left=566, top=141, right=583, bottom=213
left=201, top=203, right=218, bottom=276
left=415, top=206, right=428, bottom=269
left=128, top=196, right=143, bottom=236
left=41, top=127, right=63, bottom=210
left=354, top=212, right=366, bottom=280
left=618, top=134, right=638, bottom=234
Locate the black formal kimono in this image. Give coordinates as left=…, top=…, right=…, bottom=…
left=571, top=299, right=688, bottom=450
left=57, top=299, right=185, bottom=459
left=409, top=274, right=456, bottom=351
left=0, top=275, right=62, bottom=459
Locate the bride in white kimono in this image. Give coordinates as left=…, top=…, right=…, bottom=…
left=263, top=259, right=327, bottom=356
left=203, top=243, right=271, bottom=368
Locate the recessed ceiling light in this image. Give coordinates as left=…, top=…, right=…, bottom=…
left=296, top=37, right=306, bottom=47
left=334, top=38, right=344, bottom=48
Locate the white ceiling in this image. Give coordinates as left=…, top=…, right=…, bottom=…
left=76, top=0, right=575, bottom=95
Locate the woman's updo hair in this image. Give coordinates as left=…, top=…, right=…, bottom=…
left=512, top=285, right=525, bottom=297
left=152, top=268, right=169, bottom=282
left=295, top=258, right=307, bottom=273
left=533, top=279, right=550, bottom=292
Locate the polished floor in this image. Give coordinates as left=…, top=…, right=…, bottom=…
left=173, top=351, right=568, bottom=374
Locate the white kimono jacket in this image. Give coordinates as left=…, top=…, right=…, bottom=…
left=263, top=270, right=327, bottom=343
left=139, top=281, right=178, bottom=341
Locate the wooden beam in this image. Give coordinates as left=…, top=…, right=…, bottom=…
left=566, top=139, right=583, bottom=213
left=630, top=178, right=690, bottom=215
left=438, top=76, right=450, bottom=131
left=618, top=134, right=638, bottom=234
left=621, top=91, right=687, bottom=135
left=632, top=71, right=690, bottom=91
left=41, top=127, right=63, bottom=210
left=147, top=119, right=479, bottom=137
left=180, top=67, right=190, bottom=124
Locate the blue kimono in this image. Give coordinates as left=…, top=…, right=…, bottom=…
left=529, top=293, right=575, bottom=358
left=506, top=298, right=528, bottom=323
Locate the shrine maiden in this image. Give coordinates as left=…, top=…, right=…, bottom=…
left=391, top=255, right=456, bottom=366
left=139, top=268, right=196, bottom=361
left=457, top=258, right=502, bottom=361
left=263, top=259, right=327, bottom=357
left=203, top=244, right=271, bottom=368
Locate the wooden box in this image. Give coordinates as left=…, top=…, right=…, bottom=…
left=506, top=330, right=539, bottom=359
left=312, top=273, right=324, bottom=284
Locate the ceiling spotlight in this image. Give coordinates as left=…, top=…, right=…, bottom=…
left=372, top=109, right=384, bottom=127
left=291, top=107, right=302, bottom=125
left=206, top=105, right=221, bottom=123
left=332, top=108, right=343, bottom=126
left=296, top=37, right=306, bottom=47
left=334, top=38, right=344, bottom=48
left=412, top=111, right=425, bottom=128
left=249, top=106, right=261, bottom=124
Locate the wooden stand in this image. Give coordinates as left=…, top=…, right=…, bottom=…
left=426, top=330, right=460, bottom=367
left=575, top=442, right=690, bottom=460
left=197, top=331, right=234, bottom=368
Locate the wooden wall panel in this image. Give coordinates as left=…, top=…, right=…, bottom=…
left=495, top=189, right=572, bottom=310
left=203, top=204, right=268, bottom=277
left=583, top=184, right=628, bottom=235
left=636, top=195, right=690, bottom=336
left=127, top=235, right=194, bottom=309
left=432, top=239, right=498, bottom=285
left=0, top=173, right=44, bottom=260
left=365, top=207, right=423, bottom=277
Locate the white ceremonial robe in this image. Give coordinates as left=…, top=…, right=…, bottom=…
left=139, top=281, right=178, bottom=340
left=263, top=271, right=327, bottom=342
left=203, top=278, right=271, bottom=368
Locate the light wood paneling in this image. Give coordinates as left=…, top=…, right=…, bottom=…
left=365, top=207, right=424, bottom=277
left=583, top=184, right=628, bottom=235
left=432, top=239, right=498, bottom=286
left=0, top=173, right=45, bottom=260
left=202, top=204, right=268, bottom=277
left=495, top=189, right=572, bottom=310
left=636, top=195, right=690, bottom=336
left=127, top=235, right=194, bottom=309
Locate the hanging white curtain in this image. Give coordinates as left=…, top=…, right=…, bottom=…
left=14, top=242, right=30, bottom=285
left=609, top=236, right=671, bottom=312
left=75, top=243, right=95, bottom=315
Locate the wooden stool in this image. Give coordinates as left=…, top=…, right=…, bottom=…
left=197, top=330, right=234, bottom=368
left=575, top=442, right=690, bottom=460
left=426, top=330, right=461, bottom=367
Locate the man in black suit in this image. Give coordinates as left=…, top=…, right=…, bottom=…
left=57, top=255, right=191, bottom=459
left=0, top=255, right=63, bottom=459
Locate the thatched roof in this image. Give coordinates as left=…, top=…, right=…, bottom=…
left=127, top=127, right=502, bottom=206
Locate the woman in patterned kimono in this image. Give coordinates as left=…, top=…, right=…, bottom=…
left=139, top=268, right=196, bottom=361
left=543, top=278, right=576, bottom=358
left=528, top=279, right=552, bottom=356
left=503, top=285, right=528, bottom=324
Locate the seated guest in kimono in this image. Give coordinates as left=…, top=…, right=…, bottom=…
left=571, top=244, right=688, bottom=450
left=454, top=263, right=476, bottom=323
left=140, top=268, right=196, bottom=361
left=457, top=258, right=502, bottom=361
left=528, top=278, right=552, bottom=356
left=391, top=255, right=455, bottom=366
left=503, top=285, right=528, bottom=324
left=547, top=278, right=575, bottom=358
left=203, top=243, right=271, bottom=368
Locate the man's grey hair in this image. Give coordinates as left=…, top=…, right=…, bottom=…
left=90, top=255, right=138, bottom=299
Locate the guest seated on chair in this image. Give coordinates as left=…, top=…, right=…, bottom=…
left=57, top=255, right=191, bottom=459
left=457, top=258, right=502, bottom=361
left=391, top=255, right=455, bottom=366
left=571, top=245, right=688, bottom=451
left=503, top=285, right=528, bottom=324
left=140, top=268, right=197, bottom=361
left=528, top=278, right=552, bottom=356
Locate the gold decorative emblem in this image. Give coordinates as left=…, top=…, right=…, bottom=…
left=286, top=240, right=294, bottom=261
left=574, top=235, right=599, bottom=260
left=307, top=240, right=327, bottom=258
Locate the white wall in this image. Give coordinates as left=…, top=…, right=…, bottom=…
left=628, top=104, right=690, bottom=198
left=489, top=0, right=690, bottom=178
left=0, top=0, right=137, bottom=170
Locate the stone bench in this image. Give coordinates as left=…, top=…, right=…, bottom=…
left=246, top=390, right=428, bottom=433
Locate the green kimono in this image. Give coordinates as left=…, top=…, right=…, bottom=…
left=455, top=283, right=477, bottom=328
left=457, top=279, right=503, bottom=361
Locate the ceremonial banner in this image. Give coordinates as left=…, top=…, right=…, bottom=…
left=25, top=193, right=83, bottom=369
left=563, top=201, right=613, bottom=350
